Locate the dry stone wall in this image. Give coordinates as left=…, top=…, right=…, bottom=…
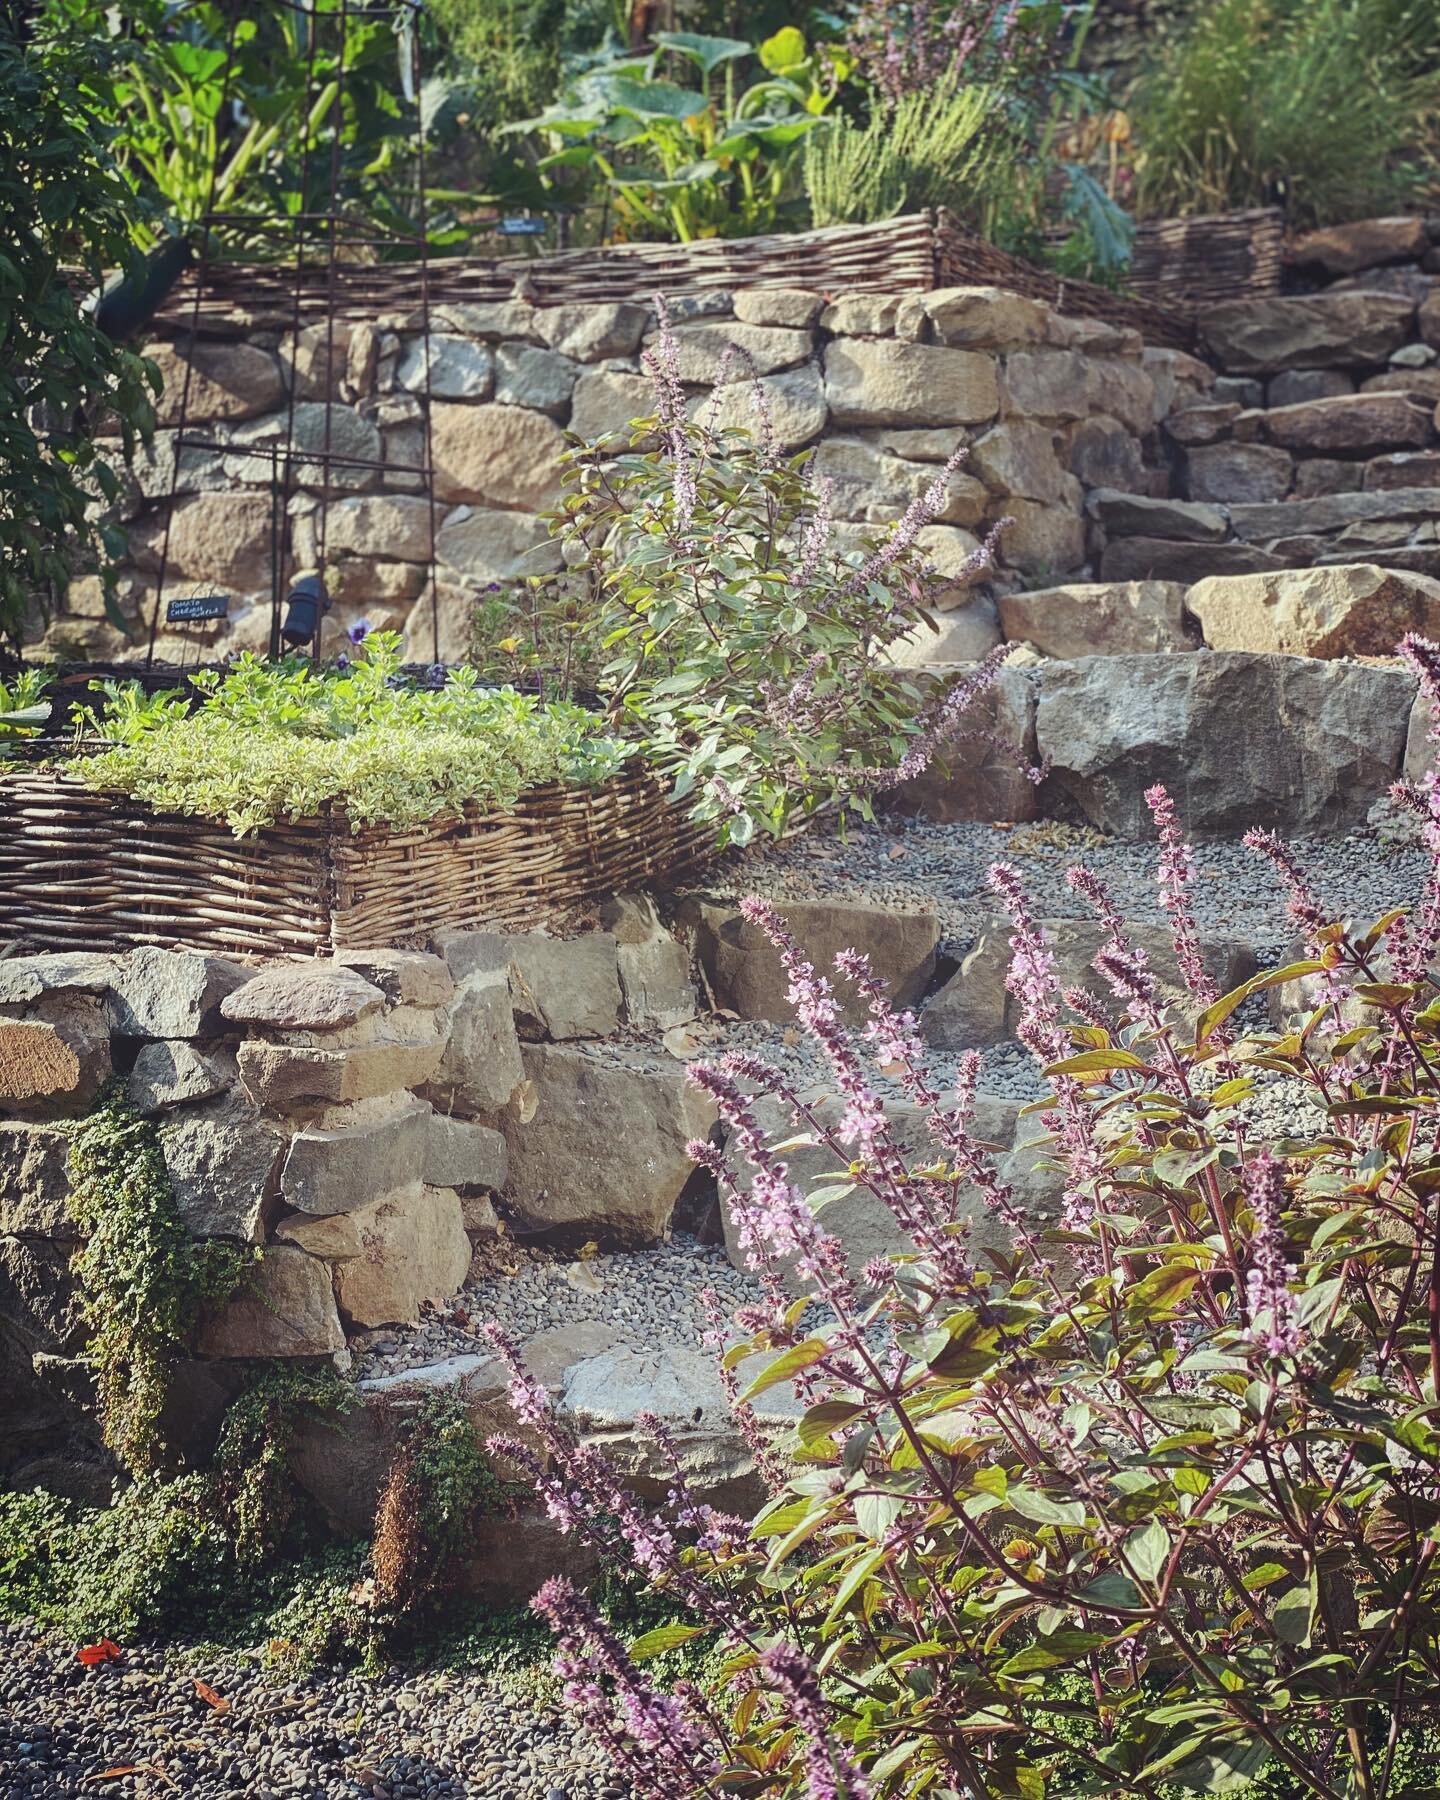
left=52, top=285, right=1176, bottom=666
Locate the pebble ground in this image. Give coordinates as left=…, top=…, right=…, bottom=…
left=0, top=1623, right=626, bottom=1800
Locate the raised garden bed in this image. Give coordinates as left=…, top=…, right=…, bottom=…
left=0, top=762, right=714, bottom=958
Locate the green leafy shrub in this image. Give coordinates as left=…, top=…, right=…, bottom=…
left=73, top=631, right=627, bottom=836
left=67, top=1087, right=257, bottom=1473
left=1131, top=0, right=1440, bottom=226
left=544, top=305, right=1009, bottom=846
left=212, top=1366, right=354, bottom=1566
left=493, top=633, right=1440, bottom=1797
left=0, top=10, right=159, bottom=645
left=508, top=26, right=847, bottom=242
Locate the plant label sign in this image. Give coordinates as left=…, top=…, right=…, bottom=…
left=498, top=217, right=546, bottom=237
left=166, top=594, right=230, bottom=623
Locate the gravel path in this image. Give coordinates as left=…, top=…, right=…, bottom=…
left=0, top=1623, right=627, bottom=1800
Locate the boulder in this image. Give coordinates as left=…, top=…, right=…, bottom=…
left=1262, top=394, right=1432, bottom=456
left=196, top=1246, right=343, bottom=1358
left=650, top=321, right=813, bottom=383
left=679, top=894, right=939, bottom=1022
left=324, top=494, right=437, bottom=563
left=1267, top=369, right=1354, bottom=408
left=1186, top=564, right=1440, bottom=658
left=0, top=990, right=110, bottom=1117
left=128, top=1041, right=234, bottom=1114
left=1086, top=490, right=1228, bottom=544
left=433, top=506, right=560, bottom=584
left=157, top=1088, right=287, bottom=1240
left=1183, top=441, right=1293, bottom=504
left=720, top=1090, right=1023, bottom=1290
left=228, top=403, right=382, bottom=493
left=1100, top=538, right=1284, bottom=584
left=493, top=343, right=580, bottom=416
left=568, top=370, right=657, bottom=443
left=599, top=894, right=699, bottom=1032
left=495, top=1046, right=715, bottom=1243
left=108, top=948, right=249, bottom=1038
left=0, top=1121, right=74, bottom=1238
left=970, top=420, right=1073, bottom=505
left=0, top=1236, right=85, bottom=1355
left=559, top=1341, right=793, bottom=1508
left=131, top=491, right=274, bottom=593
left=1164, top=402, right=1242, bottom=447
left=884, top=602, right=1003, bottom=666
left=221, top=964, right=386, bottom=1032
left=810, top=437, right=987, bottom=526
left=429, top=403, right=567, bottom=510
left=423, top=1114, right=508, bottom=1192
left=286, top=320, right=378, bottom=401
left=236, top=1038, right=445, bottom=1109
left=0, top=955, right=113, bottom=1008
left=397, top=336, right=494, bottom=401
left=997, top=500, right=1087, bottom=576
left=280, top=1098, right=431, bottom=1217
left=1035, top=651, right=1415, bottom=835
left=890, top=664, right=1040, bottom=824
left=506, top=933, right=622, bottom=1041
left=998, top=580, right=1192, bottom=658
left=1365, top=451, right=1440, bottom=490
left=692, top=364, right=828, bottom=452
left=824, top=340, right=999, bottom=428
left=332, top=949, right=452, bottom=1009
left=1201, top=292, right=1416, bottom=375
left=1067, top=415, right=1146, bottom=490
left=732, top=289, right=823, bottom=329
left=920, top=918, right=1257, bottom=1049
left=1290, top=216, right=1430, bottom=277
left=1226, top=485, right=1438, bottom=544
left=908, top=286, right=1051, bottom=350
left=1001, top=352, right=1154, bottom=434
left=148, top=340, right=284, bottom=425
left=534, top=303, right=648, bottom=362
left=820, top=295, right=901, bottom=335
left=1421, top=291, right=1440, bottom=351
left=292, top=1186, right=472, bottom=1329
left=421, top=968, right=525, bottom=1116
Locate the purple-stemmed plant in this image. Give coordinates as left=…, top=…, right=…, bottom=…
left=490, top=641, right=1440, bottom=1797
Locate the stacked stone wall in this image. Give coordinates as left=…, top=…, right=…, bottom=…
left=47, top=284, right=1182, bottom=667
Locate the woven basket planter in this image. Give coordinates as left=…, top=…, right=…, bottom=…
left=0, top=764, right=714, bottom=959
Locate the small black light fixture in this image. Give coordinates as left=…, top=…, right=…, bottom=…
left=280, top=573, right=331, bottom=648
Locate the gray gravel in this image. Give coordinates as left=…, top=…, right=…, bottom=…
left=0, top=1622, right=627, bottom=1800
left=727, top=815, right=1430, bottom=962
left=352, top=1235, right=761, bottom=1383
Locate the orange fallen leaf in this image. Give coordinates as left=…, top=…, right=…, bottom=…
left=193, top=1678, right=230, bottom=1714
left=93, top=1770, right=141, bottom=1782
left=77, top=1639, right=122, bottom=1666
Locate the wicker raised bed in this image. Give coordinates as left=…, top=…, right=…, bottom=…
left=0, top=763, right=714, bottom=959
left=160, top=208, right=1196, bottom=350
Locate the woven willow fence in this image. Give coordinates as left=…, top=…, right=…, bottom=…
left=161, top=209, right=1203, bottom=348
left=0, top=764, right=714, bottom=959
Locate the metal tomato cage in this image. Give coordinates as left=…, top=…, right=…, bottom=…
left=142, top=0, right=442, bottom=671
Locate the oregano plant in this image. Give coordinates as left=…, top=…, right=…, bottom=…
left=488, top=635, right=1440, bottom=1797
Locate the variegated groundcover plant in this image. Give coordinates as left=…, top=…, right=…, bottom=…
left=487, top=633, right=1440, bottom=1798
